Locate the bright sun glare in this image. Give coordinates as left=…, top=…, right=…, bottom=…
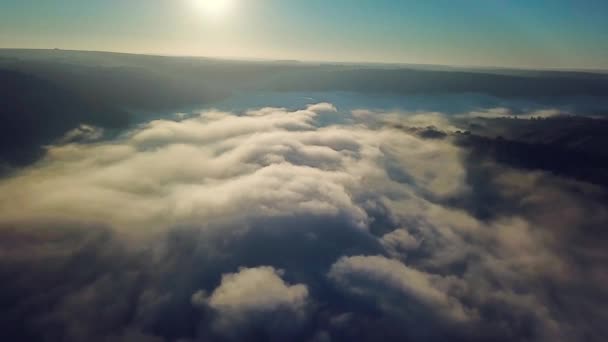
left=194, top=0, right=235, bottom=17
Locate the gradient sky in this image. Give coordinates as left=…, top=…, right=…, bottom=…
left=1, top=0, right=607, bottom=69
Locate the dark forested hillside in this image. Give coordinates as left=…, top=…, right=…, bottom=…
left=2, top=49, right=608, bottom=169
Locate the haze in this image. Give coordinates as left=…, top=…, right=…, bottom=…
left=1, top=0, right=608, bottom=69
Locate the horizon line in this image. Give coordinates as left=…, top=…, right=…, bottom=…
left=1, top=47, right=608, bottom=74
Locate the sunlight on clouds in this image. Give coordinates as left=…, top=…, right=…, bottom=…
left=0, top=104, right=465, bottom=232
left=1, top=102, right=607, bottom=341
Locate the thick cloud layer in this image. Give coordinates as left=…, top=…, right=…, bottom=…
left=0, top=103, right=606, bottom=342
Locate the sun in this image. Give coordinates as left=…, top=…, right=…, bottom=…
left=194, top=0, right=236, bottom=18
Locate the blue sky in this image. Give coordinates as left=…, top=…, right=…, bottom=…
left=1, top=0, right=607, bottom=69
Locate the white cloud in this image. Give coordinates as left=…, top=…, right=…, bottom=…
left=328, top=255, right=473, bottom=323
left=195, top=266, right=309, bottom=337
left=1, top=103, right=602, bottom=341
left=380, top=228, right=420, bottom=258
left=0, top=104, right=466, bottom=231
left=306, top=102, right=337, bottom=113
left=58, top=124, right=104, bottom=144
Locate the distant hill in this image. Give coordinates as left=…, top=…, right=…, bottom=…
left=2, top=49, right=608, bottom=169
left=0, top=69, right=129, bottom=168
left=2, top=49, right=608, bottom=101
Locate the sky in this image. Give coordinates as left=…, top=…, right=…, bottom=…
left=1, top=0, right=608, bottom=69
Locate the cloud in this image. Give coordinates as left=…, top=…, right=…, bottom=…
left=0, top=103, right=606, bottom=341
left=306, top=102, right=337, bottom=113
left=57, top=124, right=104, bottom=144
left=194, top=266, right=309, bottom=339
left=380, top=228, right=420, bottom=258
left=0, top=104, right=465, bottom=231
left=328, top=255, right=472, bottom=323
